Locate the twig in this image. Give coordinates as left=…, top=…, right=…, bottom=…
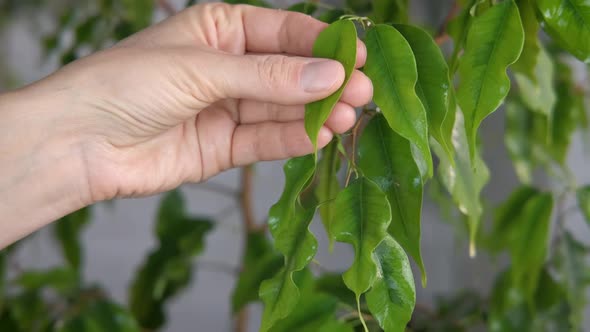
left=345, top=113, right=366, bottom=187
left=157, top=0, right=177, bottom=16
left=235, top=166, right=257, bottom=332
left=435, top=1, right=459, bottom=45
left=240, top=165, right=256, bottom=231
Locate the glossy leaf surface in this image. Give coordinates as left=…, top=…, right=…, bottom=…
left=536, top=0, right=590, bottom=63
left=332, top=178, right=391, bottom=298
left=366, top=236, right=416, bottom=332
left=395, top=23, right=454, bottom=159
left=457, top=0, right=524, bottom=158
left=260, top=156, right=318, bottom=331
left=305, top=20, right=357, bottom=152
left=316, top=139, right=342, bottom=249
left=364, top=24, right=433, bottom=178
left=431, top=110, right=489, bottom=254
left=357, top=114, right=426, bottom=285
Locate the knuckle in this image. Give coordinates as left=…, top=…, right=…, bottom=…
left=256, top=55, right=300, bottom=91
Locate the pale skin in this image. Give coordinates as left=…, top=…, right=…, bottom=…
left=0, top=4, right=372, bottom=248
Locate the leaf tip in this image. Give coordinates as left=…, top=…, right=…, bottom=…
left=469, top=241, right=477, bottom=258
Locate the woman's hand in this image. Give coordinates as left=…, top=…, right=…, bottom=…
left=0, top=3, right=372, bottom=245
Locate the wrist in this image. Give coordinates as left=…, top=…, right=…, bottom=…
left=0, top=86, right=93, bottom=247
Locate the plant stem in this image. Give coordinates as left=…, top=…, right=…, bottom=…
left=235, top=165, right=256, bottom=332
left=435, top=1, right=459, bottom=45
left=345, top=112, right=366, bottom=187
left=240, top=165, right=256, bottom=231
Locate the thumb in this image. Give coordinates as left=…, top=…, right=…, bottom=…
left=203, top=53, right=345, bottom=105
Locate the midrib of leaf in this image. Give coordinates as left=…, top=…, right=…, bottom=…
left=566, top=0, right=590, bottom=32
left=470, top=3, right=512, bottom=129
left=375, top=120, right=410, bottom=236
left=373, top=28, right=416, bottom=133
left=357, top=179, right=365, bottom=279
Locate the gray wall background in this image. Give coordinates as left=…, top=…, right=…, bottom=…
left=2, top=1, right=590, bottom=331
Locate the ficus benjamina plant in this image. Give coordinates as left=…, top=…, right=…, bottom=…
left=2, top=0, right=590, bottom=331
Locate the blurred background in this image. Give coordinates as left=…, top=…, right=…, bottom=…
left=1, top=0, right=590, bottom=331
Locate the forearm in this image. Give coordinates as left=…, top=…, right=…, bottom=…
left=0, top=86, right=91, bottom=248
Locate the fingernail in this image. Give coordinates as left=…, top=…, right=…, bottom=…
left=300, top=60, right=343, bottom=92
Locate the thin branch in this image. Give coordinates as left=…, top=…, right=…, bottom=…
left=235, top=165, right=257, bottom=332
left=345, top=112, right=366, bottom=187
left=240, top=165, right=256, bottom=231
left=435, top=1, right=459, bottom=45
left=157, top=0, right=177, bottom=16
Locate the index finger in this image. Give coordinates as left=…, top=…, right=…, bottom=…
left=239, top=5, right=366, bottom=67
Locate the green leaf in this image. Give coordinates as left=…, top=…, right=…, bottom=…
left=536, top=0, right=590, bottom=63
left=364, top=24, right=433, bottom=179
left=431, top=110, right=489, bottom=255
left=315, top=273, right=357, bottom=308
left=577, top=186, right=590, bottom=226
left=0, top=309, right=20, bottom=332
left=332, top=177, right=391, bottom=304
left=508, top=192, right=553, bottom=301
left=514, top=46, right=556, bottom=120
left=130, top=190, right=213, bottom=329
left=16, top=267, right=79, bottom=295
left=448, top=1, right=475, bottom=73
left=74, top=16, right=100, bottom=45
left=317, top=9, right=347, bottom=24
left=488, top=269, right=532, bottom=332
left=489, top=186, right=538, bottom=252
left=512, top=0, right=541, bottom=79
left=260, top=156, right=318, bottom=331
left=0, top=251, right=5, bottom=311
left=357, top=114, right=426, bottom=285
left=287, top=2, right=317, bottom=15
left=232, top=231, right=282, bottom=313
left=346, top=0, right=371, bottom=13
left=9, top=290, right=50, bottom=332
left=121, top=0, right=154, bottom=30
left=395, top=23, right=455, bottom=161
left=54, top=207, right=91, bottom=271
left=366, top=236, right=416, bottom=332
left=269, top=293, right=338, bottom=332
left=550, top=60, right=584, bottom=164
left=57, top=300, right=140, bottom=332
left=372, top=0, right=409, bottom=24
left=316, top=139, right=342, bottom=249
left=305, top=20, right=357, bottom=153
left=554, top=232, right=590, bottom=330
left=504, top=100, right=540, bottom=184
left=456, top=0, right=524, bottom=159
left=185, top=0, right=198, bottom=7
